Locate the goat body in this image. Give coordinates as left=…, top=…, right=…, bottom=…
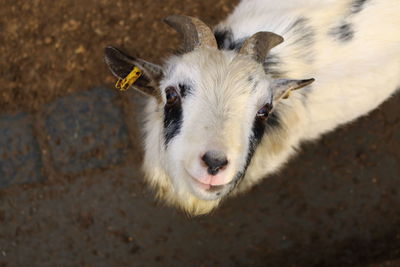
left=105, top=0, right=400, bottom=215
left=213, top=0, right=400, bottom=192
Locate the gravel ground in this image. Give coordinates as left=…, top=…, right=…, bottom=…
left=1, top=0, right=400, bottom=266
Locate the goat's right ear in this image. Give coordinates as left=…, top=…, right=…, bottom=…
left=104, top=46, right=163, bottom=100
left=271, top=78, right=315, bottom=101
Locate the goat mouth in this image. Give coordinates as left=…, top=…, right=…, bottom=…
left=183, top=169, right=233, bottom=200
left=190, top=177, right=227, bottom=192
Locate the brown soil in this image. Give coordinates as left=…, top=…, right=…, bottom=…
left=0, top=0, right=237, bottom=113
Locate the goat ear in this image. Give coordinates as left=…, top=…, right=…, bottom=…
left=104, top=46, right=163, bottom=100
left=271, top=78, right=315, bottom=101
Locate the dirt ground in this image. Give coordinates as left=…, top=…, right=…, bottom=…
left=1, top=0, right=400, bottom=266
left=0, top=0, right=236, bottom=113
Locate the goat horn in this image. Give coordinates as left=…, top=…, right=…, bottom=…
left=239, top=32, right=284, bottom=63
left=164, top=15, right=217, bottom=52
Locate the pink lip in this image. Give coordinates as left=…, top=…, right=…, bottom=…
left=189, top=175, right=228, bottom=194
left=183, top=169, right=211, bottom=190
left=191, top=177, right=212, bottom=190
left=185, top=169, right=229, bottom=192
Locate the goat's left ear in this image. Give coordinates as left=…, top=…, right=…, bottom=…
left=104, top=46, right=163, bottom=100
left=271, top=78, right=315, bottom=101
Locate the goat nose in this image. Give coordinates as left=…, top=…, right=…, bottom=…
left=201, top=150, right=229, bottom=175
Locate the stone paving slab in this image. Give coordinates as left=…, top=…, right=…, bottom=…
left=0, top=113, right=43, bottom=187
left=43, top=87, right=131, bottom=175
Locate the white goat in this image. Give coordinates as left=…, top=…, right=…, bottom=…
left=105, top=0, right=400, bottom=215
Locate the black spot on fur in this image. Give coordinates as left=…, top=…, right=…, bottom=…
left=229, top=39, right=245, bottom=51
left=163, top=103, right=183, bottom=146
left=250, top=118, right=268, bottom=149
left=214, top=29, right=245, bottom=51
left=351, top=0, right=369, bottom=14
left=179, top=84, right=191, bottom=98
left=248, top=112, right=281, bottom=162
left=230, top=111, right=281, bottom=189
left=328, top=0, right=369, bottom=42
left=214, top=30, right=233, bottom=50
left=265, top=112, right=281, bottom=130
left=290, top=18, right=315, bottom=48
left=215, top=29, right=286, bottom=75
left=263, top=54, right=285, bottom=78
left=329, top=23, right=354, bottom=42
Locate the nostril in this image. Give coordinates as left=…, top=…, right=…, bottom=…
left=201, top=150, right=229, bottom=175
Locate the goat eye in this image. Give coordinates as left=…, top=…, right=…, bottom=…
left=256, top=103, right=272, bottom=119
left=165, top=86, right=180, bottom=106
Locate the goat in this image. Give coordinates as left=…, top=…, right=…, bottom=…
left=104, top=0, right=400, bottom=215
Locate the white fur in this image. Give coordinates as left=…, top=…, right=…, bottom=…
left=141, top=0, right=400, bottom=215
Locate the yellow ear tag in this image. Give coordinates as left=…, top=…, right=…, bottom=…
left=115, top=66, right=142, bottom=91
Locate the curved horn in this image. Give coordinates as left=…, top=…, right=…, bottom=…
left=239, top=32, right=284, bottom=63
left=164, top=15, right=217, bottom=52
